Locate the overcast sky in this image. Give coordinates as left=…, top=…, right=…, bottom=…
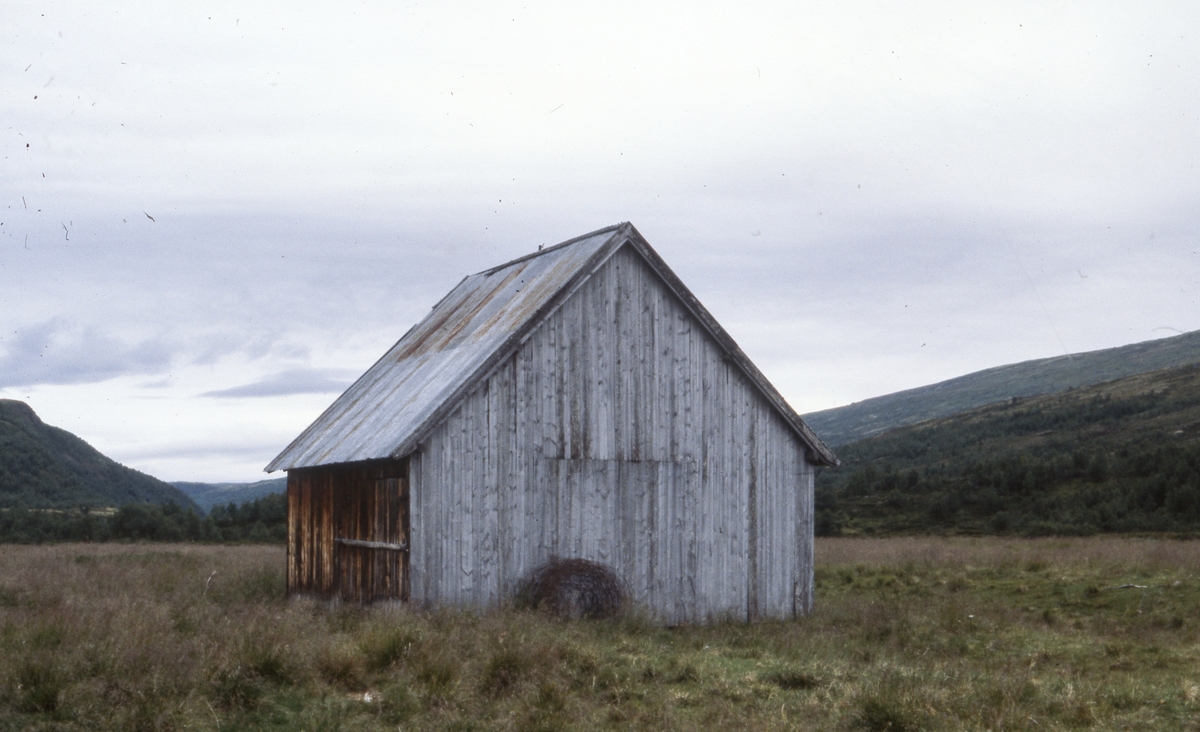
left=3, top=2, right=1198, bottom=482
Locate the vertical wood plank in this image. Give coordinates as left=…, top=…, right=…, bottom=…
left=284, top=241, right=822, bottom=619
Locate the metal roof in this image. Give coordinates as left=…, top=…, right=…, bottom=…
left=266, top=222, right=837, bottom=471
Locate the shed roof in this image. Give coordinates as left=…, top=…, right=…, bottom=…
left=266, top=223, right=837, bottom=471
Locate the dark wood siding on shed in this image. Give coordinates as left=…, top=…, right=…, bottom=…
left=287, top=459, right=409, bottom=603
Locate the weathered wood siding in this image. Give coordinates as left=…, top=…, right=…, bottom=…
left=287, top=459, right=409, bottom=603
left=409, top=245, right=815, bottom=622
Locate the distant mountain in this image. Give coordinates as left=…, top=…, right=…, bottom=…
left=804, top=329, right=1200, bottom=447
left=172, top=478, right=286, bottom=513
left=0, top=399, right=201, bottom=512
left=816, top=362, right=1200, bottom=536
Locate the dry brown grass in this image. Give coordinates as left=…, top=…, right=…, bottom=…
left=818, top=535, right=1200, bottom=570
left=1, top=538, right=1199, bottom=730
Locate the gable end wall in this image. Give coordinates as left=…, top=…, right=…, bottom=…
left=407, top=245, right=814, bottom=622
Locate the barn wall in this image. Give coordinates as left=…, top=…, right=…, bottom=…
left=287, top=459, right=408, bottom=603
left=409, top=245, right=814, bottom=622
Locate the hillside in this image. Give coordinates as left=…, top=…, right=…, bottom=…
left=172, top=477, right=286, bottom=513
left=0, top=399, right=200, bottom=512
left=803, top=329, right=1200, bottom=446
left=816, top=362, right=1200, bottom=536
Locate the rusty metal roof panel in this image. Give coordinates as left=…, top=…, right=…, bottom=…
left=266, top=221, right=838, bottom=472
left=266, top=225, right=626, bottom=471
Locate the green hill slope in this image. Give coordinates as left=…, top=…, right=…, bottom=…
left=0, top=399, right=200, bottom=512
left=816, top=362, right=1200, bottom=536
left=804, top=329, right=1200, bottom=447
left=172, top=478, right=286, bottom=513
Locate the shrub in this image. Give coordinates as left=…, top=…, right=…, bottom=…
left=763, top=668, right=822, bottom=690
left=316, top=644, right=365, bottom=690
left=16, top=658, right=61, bottom=713
left=516, top=557, right=626, bottom=619
left=362, top=628, right=418, bottom=671
left=857, top=693, right=915, bottom=732
left=481, top=647, right=534, bottom=697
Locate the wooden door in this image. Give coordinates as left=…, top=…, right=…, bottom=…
left=372, top=476, right=409, bottom=601
left=335, top=476, right=409, bottom=603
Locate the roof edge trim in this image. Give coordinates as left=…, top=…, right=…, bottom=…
left=619, top=226, right=839, bottom=467
left=388, top=225, right=632, bottom=459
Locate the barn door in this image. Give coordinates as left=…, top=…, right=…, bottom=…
left=335, top=476, right=408, bottom=603
left=374, top=476, right=409, bottom=601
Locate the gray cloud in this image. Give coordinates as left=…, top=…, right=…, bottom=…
left=3, top=2, right=1197, bottom=482
left=0, top=319, right=173, bottom=387
left=201, top=368, right=356, bottom=398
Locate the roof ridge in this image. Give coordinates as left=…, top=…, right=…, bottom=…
left=475, top=222, right=628, bottom=276
left=266, top=222, right=837, bottom=471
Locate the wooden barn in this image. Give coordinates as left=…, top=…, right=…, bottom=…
left=266, top=223, right=837, bottom=622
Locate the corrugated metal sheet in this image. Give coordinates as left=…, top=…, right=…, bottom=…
left=266, top=225, right=626, bottom=471
left=266, top=222, right=837, bottom=472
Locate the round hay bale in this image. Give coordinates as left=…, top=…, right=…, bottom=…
left=516, top=557, right=625, bottom=619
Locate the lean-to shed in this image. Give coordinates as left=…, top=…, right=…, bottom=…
left=266, top=223, right=837, bottom=622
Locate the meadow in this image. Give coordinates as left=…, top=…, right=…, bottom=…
left=2, top=538, right=1199, bottom=731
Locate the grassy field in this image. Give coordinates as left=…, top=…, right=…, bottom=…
left=2, top=539, right=1199, bottom=731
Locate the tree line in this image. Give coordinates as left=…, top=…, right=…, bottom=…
left=817, top=441, right=1200, bottom=536
left=0, top=493, right=286, bottom=544
left=816, top=373, right=1200, bottom=537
